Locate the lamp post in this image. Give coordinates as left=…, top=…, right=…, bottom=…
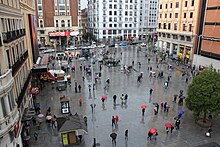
left=90, top=58, right=97, bottom=147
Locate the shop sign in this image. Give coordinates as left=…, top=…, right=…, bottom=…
left=48, top=32, right=71, bottom=36
left=30, top=86, right=40, bottom=94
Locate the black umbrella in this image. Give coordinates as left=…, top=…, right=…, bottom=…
left=110, top=133, right=117, bottom=139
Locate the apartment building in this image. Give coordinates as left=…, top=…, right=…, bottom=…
left=87, top=0, right=158, bottom=41
left=193, top=0, right=220, bottom=69
left=79, top=8, right=88, bottom=34
left=157, top=0, right=200, bottom=64
left=0, top=0, right=36, bottom=146
left=36, top=0, right=80, bottom=47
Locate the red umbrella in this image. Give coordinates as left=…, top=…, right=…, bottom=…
left=165, top=123, right=174, bottom=128
left=149, top=128, right=157, bottom=134
left=102, top=95, right=107, bottom=99
left=141, top=105, right=147, bottom=109
left=52, top=118, right=57, bottom=121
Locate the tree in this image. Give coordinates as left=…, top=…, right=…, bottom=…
left=186, top=67, right=220, bottom=123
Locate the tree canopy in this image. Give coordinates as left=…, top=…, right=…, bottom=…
left=186, top=68, right=220, bottom=122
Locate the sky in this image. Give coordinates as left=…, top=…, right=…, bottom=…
left=81, top=0, right=88, bottom=9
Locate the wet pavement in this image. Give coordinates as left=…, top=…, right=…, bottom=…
left=30, top=46, right=220, bottom=147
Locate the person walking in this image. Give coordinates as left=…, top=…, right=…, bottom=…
left=78, top=85, right=81, bottom=93
left=164, top=102, right=167, bottom=112
left=112, top=116, right=116, bottom=127
left=147, top=131, right=153, bottom=140
left=150, top=88, right=153, bottom=95
left=34, top=131, right=38, bottom=141
left=115, top=115, right=119, bottom=126
left=125, top=129, right=128, bottom=141
left=110, top=133, right=117, bottom=145
left=113, top=95, right=117, bottom=105
left=124, top=94, right=128, bottom=104
left=120, top=94, right=125, bottom=105
left=175, top=119, right=181, bottom=130
left=142, top=108, right=145, bottom=116
left=173, top=94, right=178, bottom=103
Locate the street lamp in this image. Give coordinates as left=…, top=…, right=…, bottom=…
left=90, top=58, right=97, bottom=147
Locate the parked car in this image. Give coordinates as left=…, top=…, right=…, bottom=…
left=109, top=44, right=115, bottom=47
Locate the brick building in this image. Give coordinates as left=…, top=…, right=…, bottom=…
left=36, top=0, right=80, bottom=47
left=193, top=0, right=220, bottom=69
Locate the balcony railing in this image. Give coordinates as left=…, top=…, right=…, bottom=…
left=12, top=50, right=28, bottom=76
left=17, top=71, right=32, bottom=108
left=2, top=29, right=26, bottom=43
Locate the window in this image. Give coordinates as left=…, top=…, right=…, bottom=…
left=114, top=4, right=117, bottom=9
left=160, top=4, right=162, bottom=9
left=176, top=2, right=179, bottom=8
left=109, top=11, right=112, bottom=15
left=165, top=4, right=167, bottom=9
left=114, top=24, right=117, bottom=27
left=125, top=11, right=128, bottom=16
left=118, top=30, right=121, bottom=33
left=160, top=14, right=162, bottom=18
left=130, top=5, right=132, bottom=9
left=68, top=20, right=70, bottom=27
left=109, top=17, right=112, bottom=22
left=56, top=20, right=58, bottom=27
left=129, top=11, right=132, bottom=16
left=170, top=13, right=172, bottom=18
left=40, top=20, right=43, bottom=28
left=170, top=3, right=172, bottom=8
left=103, top=24, right=106, bottom=27
left=165, top=14, right=167, bottom=18
left=38, top=6, right=42, bottom=10
left=168, top=23, right=171, bottom=30
left=183, top=24, right=186, bottom=31
left=163, top=23, right=167, bottom=29
left=175, top=13, right=178, bottom=18
left=190, top=12, right=193, bottom=18
left=130, top=0, right=132, bottom=3
left=109, top=4, right=112, bottom=9
left=60, top=6, right=65, bottom=10
left=184, top=13, right=186, bottom=18
left=189, top=24, right=192, bottom=31
left=119, top=24, right=122, bottom=27
left=103, top=30, right=106, bottom=34
left=114, top=11, right=117, bottom=15
left=114, top=17, right=117, bottom=22
left=174, top=23, right=177, bottom=30
left=191, top=0, right=195, bottom=6
left=129, top=24, right=132, bottom=27
left=185, top=1, right=188, bottom=7
left=159, top=23, right=161, bottom=29
left=129, top=17, right=132, bottom=21
left=61, top=20, right=65, bottom=27
left=59, top=0, right=65, bottom=4
left=109, top=24, right=112, bottom=27
left=125, top=24, right=128, bottom=27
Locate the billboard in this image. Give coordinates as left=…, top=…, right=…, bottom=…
left=28, top=14, right=39, bottom=63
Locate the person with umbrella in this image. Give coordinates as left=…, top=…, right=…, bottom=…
left=110, top=132, right=117, bottom=145
left=115, top=115, right=119, bottom=126
left=165, top=123, right=174, bottom=134
left=148, top=128, right=157, bottom=141
left=101, top=95, right=107, bottom=104
left=177, top=109, right=184, bottom=120
left=141, top=105, right=147, bottom=116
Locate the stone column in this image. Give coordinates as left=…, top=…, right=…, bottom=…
left=4, top=95, right=11, bottom=115
left=169, top=43, right=173, bottom=55
left=177, top=44, right=180, bottom=55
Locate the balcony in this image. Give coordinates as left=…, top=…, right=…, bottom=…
left=2, top=29, right=26, bottom=43
left=12, top=50, right=28, bottom=76
left=0, top=69, right=13, bottom=92
left=17, top=71, right=32, bottom=108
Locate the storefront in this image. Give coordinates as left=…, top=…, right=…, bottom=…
left=48, top=31, right=79, bottom=47
left=178, top=45, right=192, bottom=65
